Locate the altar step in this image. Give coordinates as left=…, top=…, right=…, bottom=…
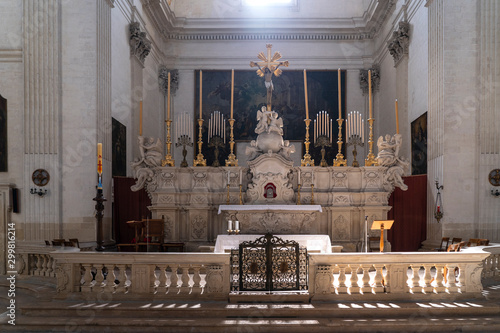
left=3, top=297, right=500, bottom=332
left=229, top=291, right=310, bottom=303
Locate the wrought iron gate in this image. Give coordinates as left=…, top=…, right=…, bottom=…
left=230, top=233, right=308, bottom=291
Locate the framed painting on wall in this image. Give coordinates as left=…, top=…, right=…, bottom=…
left=112, top=118, right=127, bottom=177
left=194, top=70, right=346, bottom=166
left=411, top=112, right=427, bottom=175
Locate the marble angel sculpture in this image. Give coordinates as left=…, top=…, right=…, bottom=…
left=376, top=134, right=409, bottom=191
left=131, top=136, right=163, bottom=192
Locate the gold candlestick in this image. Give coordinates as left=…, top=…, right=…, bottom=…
left=193, top=118, right=207, bottom=166
left=162, top=119, right=175, bottom=166
left=365, top=118, right=378, bottom=166
left=301, top=118, right=315, bottom=166
left=310, top=184, right=315, bottom=205
left=297, top=184, right=302, bottom=205
left=333, top=118, right=347, bottom=166
left=226, top=183, right=230, bottom=205
left=225, top=118, right=238, bottom=166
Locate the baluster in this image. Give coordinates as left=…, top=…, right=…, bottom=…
left=332, top=265, right=340, bottom=292
left=423, top=264, right=433, bottom=293
left=383, top=265, right=391, bottom=293
left=157, top=265, right=168, bottom=294
left=35, top=254, right=43, bottom=276
left=105, top=265, right=117, bottom=293
left=81, top=264, right=93, bottom=292
left=169, top=265, right=179, bottom=294
left=45, top=255, right=53, bottom=277
left=338, top=264, right=347, bottom=293
left=94, top=264, right=105, bottom=292
left=151, top=266, right=159, bottom=293
left=115, top=264, right=126, bottom=293
left=446, top=264, right=458, bottom=292
left=349, top=264, right=359, bottom=293
left=483, top=257, right=492, bottom=278
left=411, top=265, right=421, bottom=292
left=180, top=266, right=191, bottom=293
left=373, top=264, right=384, bottom=293
left=361, top=265, right=371, bottom=293
left=434, top=264, right=445, bottom=292
left=457, top=264, right=465, bottom=289
left=192, top=266, right=202, bottom=294
left=494, top=255, right=500, bottom=276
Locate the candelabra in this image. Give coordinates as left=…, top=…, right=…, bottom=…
left=301, top=119, right=315, bottom=166
left=193, top=118, right=207, bottom=166
left=176, top=135, right=193, bottom=167
left=208, top=136, right=224, bottom=167
left=162, top=119, right=175, bottom=167
left=365, top=118, right=378, bottom=166
left=315, top=136, right=331, bottom=167
left=226, top=118, right=238, bottom=166
left=347, top=134, right=364, bottom=167
left=93, top=187, right=106, bottom=251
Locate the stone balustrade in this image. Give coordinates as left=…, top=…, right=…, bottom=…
left=50, top=252, right=230, bottom=299
left=16, top=245, right=497, bottom=302
left=309, top=248, right=492, bottom=301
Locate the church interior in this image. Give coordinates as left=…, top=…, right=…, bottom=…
left=1, top=0, right=500, bottom=331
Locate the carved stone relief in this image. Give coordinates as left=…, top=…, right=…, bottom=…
left=235, top=211, right=317, bottom=234
left=315, top=265, right=333, bottom=294
left=333, top=172, right=348, bottom=188
left=190, top=215, right=207, bottom=241
left=364, top=171, right=381, bottom=188
left=129, top=22, right=151, bottom=65
left=333, top=215, right=350, bottom=241
left=206, top=265, right=224, bottom=294
left=193, top=172, right=208, bottom=188
left=359, top=65, right=380, bottom=95
left=387, top=21, right=410, bottom=66
left=163, top=215, right=174, bottom=240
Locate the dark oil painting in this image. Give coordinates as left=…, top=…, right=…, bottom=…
left=194, top=70, right=346, bottom=166
left=112, top=118, right=126, bottom=177
left=411, top=112, right=427, bottom=175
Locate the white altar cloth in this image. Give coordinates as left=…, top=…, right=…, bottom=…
left=217, top=204, right=322, bottom=214
left=214, top=234, right=332, bottom=253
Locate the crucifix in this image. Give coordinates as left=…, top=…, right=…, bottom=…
left=250, top=44, right=289, bottom=111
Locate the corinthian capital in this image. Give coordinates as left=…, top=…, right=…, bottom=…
left=387, top=21, right=410, bottom=66
left=129, top=22, right=151, bottom=66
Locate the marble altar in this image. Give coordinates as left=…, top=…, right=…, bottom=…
left=214, top=234, right=332, bottom=253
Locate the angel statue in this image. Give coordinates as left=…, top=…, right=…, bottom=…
left=131, top=136, right=163, bottom=192
left=376, top=133, right=409, bottom=191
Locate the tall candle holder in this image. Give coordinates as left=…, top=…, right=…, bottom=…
left=209, top=136, right=224, bottom=167
left=193, top=118, right=207, bottom=166
left=365, top=118, right=378, bottom=166
left=347, top=134, right=364, bottom=167
left=162, top=119, right=175, bottom=167
left=301, top=119, right=315, bottom=166
left=176, top=134, right=193, bottom=167
left=93, top=187, right=106, bottom=251
left=315, top=136, right=331, bottom=167
left=226, top=118, right=238, bottom=166
left=333, top=117, right=347, bottom=166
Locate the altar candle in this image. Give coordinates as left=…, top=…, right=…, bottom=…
left=239, top=169, right=242, bottom=184
left=224, top=119, right=226, bottom=144
left=167, top=71, right=171, bottom=119
left=199, top=70, right=203, bottom=119
left=230, top=69, right=234, bottom=119
left=304, top=69, right=309, bottom=119
left=311, top=171, right=314, bottom=186
left=139, top=100, right=143, bottom=136
left=395, top=99, right=400, bottom=134
left=227, top=171, right=230, bottom=184
left=235, top=220, right=239, bottom=231
left=368, top=70, right=373, bottom=119
left=97, top=143, right=102, bottom=175
left=338, top=69, right=342, bottom=120
left=313, top=119, right=316, bottom=143
left=362, top=118, right=365, bottom=143
left=208, top=117, right=211, bottom=143
left=298, top=169, right=301, bottom=184
left=330, top=119, right=333, bottom=143
left=228, top=220, right=232, bottom=231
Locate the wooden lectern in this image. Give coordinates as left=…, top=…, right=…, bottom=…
left=371, top=220, right=394, bottom=252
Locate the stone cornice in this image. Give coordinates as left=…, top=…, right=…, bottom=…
left=142, top=0, right=396, bottom=41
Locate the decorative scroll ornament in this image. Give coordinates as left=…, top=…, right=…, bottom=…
left=129, top=22, right=151, bottom=65
left=159, top=67, right=179, bottom=95
left=376, top=134, right=409, bottom=192
left=359, top=65, right=380, bottom=95
left=387, top=21, right=410, bottom=66
left=131, top=136, right=163, bottom=193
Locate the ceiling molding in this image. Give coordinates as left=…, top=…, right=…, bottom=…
left=142, top=0, right=395, bottom=41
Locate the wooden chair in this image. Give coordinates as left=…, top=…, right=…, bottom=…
left=69, top=238, right=80, bottom=248
left=136, top=219, right=164, bottom=252
left=467, top=238, right=489, bottom=246
left=52, top=239, right=65, bottom=246
left=117, top=220, right=145, bottom=252
left=451, top=237, right=462, bottom=244
left=434, top=237, right=450, bottom=251
left=162, top=242, right=185, bottom=252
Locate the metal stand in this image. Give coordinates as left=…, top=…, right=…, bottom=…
left=301, top=119, right=314, bottom=166
left=315, top=135, right=331, bottom=167
left=93, top=187, right=106, bottom=251
left=176, top=135, right=193, bottom=168
left=347, top=135, right=364, bottom=167
left=208, top=136, right=224, bottom=167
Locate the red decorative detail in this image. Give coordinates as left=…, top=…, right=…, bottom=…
left=264, top=183, right=277, bottom=199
